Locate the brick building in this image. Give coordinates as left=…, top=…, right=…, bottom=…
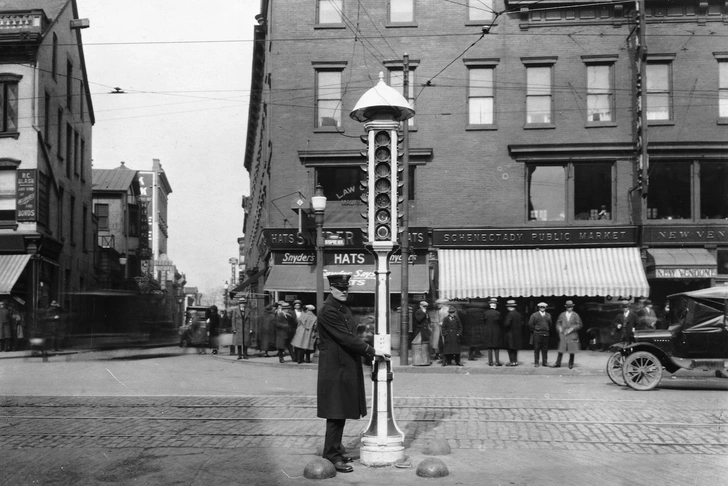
left=240, top=0, right=728, bottom=327
left=0, top=0, right=95, bottom=335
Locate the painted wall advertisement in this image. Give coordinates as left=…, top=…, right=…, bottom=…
left=16, top=169, right=37, bottom=222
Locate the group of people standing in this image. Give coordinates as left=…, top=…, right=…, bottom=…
left=255, top=299, right=318, bottom=364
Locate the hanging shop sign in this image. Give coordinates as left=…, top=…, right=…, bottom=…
left=16, top=169, right=37, bottom=222
left=264, top=227, right=429, bottom=250
left=433, top=226, right=638, bottom=247
left=272, top=250, right=426, bottom=266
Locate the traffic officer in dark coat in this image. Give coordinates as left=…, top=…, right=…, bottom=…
left=316, top=274, right=389, bottom=473
left=483, top=298, right=503, bottom=366
left=613, top=299, right=639, bottom=343
left=503, top=300, right=524, bottom=366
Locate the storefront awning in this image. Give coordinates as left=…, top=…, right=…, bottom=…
left=231, top=267, right=269, bottom=295
left=264, top=264, right=429, bottom=294
left=0, top=254, right=32, bottom=295
left=438, top=248, right=649, bottom=299
left=646, top=248, right=717, bottom=279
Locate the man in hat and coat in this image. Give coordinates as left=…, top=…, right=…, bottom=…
left=552, top=301, right=583, bottom=369
left=503, top=300, right=523, bottom=366
left=274, top=302, right=293, bottom=363
left=316, top=274, right=389, bottom=473
left=613, top=300, right=638, bottom=343
left=431, top=299, right=449, bottom=360
left=440, top=306, right=464, bottom=366
left=527, top=302, right=552, bottom=367
left=483, top=298, right=503, bottom=366
left=291, top=304, right=317, bottom=363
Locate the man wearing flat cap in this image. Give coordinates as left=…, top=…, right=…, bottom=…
left=316, top=274, right=389, bottom=473
left=527, top=302, right=552, bottom=367
left=613, top=299, right=638, bottom=343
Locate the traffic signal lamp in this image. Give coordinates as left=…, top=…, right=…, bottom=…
left=373, top=130, right=393, bottom=241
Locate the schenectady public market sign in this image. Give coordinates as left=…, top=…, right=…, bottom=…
left=432, top=226, right=638, bottom=247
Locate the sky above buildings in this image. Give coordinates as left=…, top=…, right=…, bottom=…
left=77, top=0, right=258, bottom=299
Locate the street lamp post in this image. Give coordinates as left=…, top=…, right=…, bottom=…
left=311, top=185, right=327, bottom=313
left=350, top=72, right=414, bottom=466
left=224, top=281, right=228, bottom=311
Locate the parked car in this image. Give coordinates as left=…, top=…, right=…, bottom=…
left=609, top=287, right=728, bottom=390
left=179, top=306, right=212, bottom=347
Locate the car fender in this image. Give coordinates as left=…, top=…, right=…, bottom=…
left=621, top=343, right=681, bottom=374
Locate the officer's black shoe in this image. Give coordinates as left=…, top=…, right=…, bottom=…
left=342, top=456, right=354, bottom=463
left=333, top=461, right=353, bottom=473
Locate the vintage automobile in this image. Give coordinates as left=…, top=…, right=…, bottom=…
left=179, top=306, right=212, bottom=347
left=608, top=286, right=728, bottom=390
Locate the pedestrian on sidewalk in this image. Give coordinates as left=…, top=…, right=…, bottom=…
left=464, top=306, right=486, bottom=361
left=232, top=298, right=251, bottom=360
left=483, top=298, right=503, bottom=366
left=291, top=304, right=317, bottom=363
left=431, top=299, right=448, bottom=361
left=552, top=300, right=582, bottom=369
left=208, top=305, right=220, bottom=355
left=316, top=274, right=389, bottom=473
left=412, top=301, right=431, bottom=365
left=259, top=304, right=276, bottom=357
left=275, top=302, right=292, bottom=363
left=528, top=302, right=552, bottom=367
left=0, top=302, right=11, bottom=352
left=440, top=306, right=463, bottom=366
left=613, top=299, right=638, bottom=343
left=503, top=300, right=523, bottom=366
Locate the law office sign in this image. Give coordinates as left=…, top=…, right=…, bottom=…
left=16, top=169, right=37, bottom=222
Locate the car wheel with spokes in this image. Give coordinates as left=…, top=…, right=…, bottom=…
left=606, top=352, right=625, bottom=386
left=622, top=351, right=663, bottom=391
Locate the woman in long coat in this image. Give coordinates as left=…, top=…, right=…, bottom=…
left=482, top=298, right=503, bottom=366
left=503, top=300, right=524, bottom=366
left=440, top=306, right=463, bottom=366
left=291, top=304, right=317, bottom=363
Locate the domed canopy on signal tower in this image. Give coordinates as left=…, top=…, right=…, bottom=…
left=350, top=72, right=415, bottom=123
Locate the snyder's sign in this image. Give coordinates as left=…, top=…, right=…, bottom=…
left=652, top=268, right=717, bottom=279
left=273, top=250, right=425, bottom=265
left=433, top=226, right=638, bottom=247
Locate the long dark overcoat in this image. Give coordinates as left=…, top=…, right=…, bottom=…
left=482, top=308, right=502, bottom=347
left=317, top=294, right=374, bottom=420
left=503, top=310, right=524, bottom=350
left=439, top=314, right=462, bottom=355
left=274, top=311, right=290, bottom=349
left=232, top=308, right=252, bottom=347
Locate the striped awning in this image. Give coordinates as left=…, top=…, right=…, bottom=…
left=0, top=254, right=32, bottom=294
left=438, top=247, right=649, bottom=299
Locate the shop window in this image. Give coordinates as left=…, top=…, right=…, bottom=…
left=0, top=75, right=20, bottom=135
left=468, top=0, right=494, bottom=22
left=317, top=0, right=342, bottom=24
left=315, top=69, right=342, bottom=129
left=528, top=162, right=613, bottom=222
left=468, top=66, right=495, bottom=126
left=525, top=65, right=553, bottom=125
left=586, top=63, right=614, bottom=122
left=646, top=162, right=690, bottom=220
left=699, top=161, right=728, bottom=219
left=95, top=203, right=109, bottom=230
left=719, top=60, right=728, bottom=120
left=646, top=62, right=672, bottom=121
left=717, top=250, right=728, bottom=275
left=388, top=67, right=416, bottom=127
left=0, top=169, right=16, bottom=221
left=389, top=0, right=414, bottom=23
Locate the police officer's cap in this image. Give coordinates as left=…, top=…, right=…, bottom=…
left=327, top=274, right=351, bottom=289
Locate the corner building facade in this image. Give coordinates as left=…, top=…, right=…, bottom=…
left=241, top=0, right=728, bottom=339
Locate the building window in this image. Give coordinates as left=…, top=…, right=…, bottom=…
left=317, top=0, right=342, bottom=24
left=80, top=139, right=86, bottom=181
left=646, top=62, right=672, bottom=121
left=80, top=82, right=85, bottom=122
left=526, top=65, right=553, bottom=125
left=70, top=196, right=76, bottom=244
left=128, top=204, right=140, bottom=237
left=57, top=109, right=63, bottom=157
left=44, top=92, right=51, bottom=143
left=73, top=131, right=79, bottom=176
left=719, top=60, right=728, bottom=120
left=95, top=203, right=109, bottom=230
left=389, top=0, right=414, bottom=23
left=82, top=205, right=88, bottom=250
left=0, top=169, right=16, bottom=221
left=315, top=69, right=342, bottom=128
left=66, top=60, right=73, bottom=113
left=66, top=123, right=73, bottom=177
left=388, top=68, right=415, bottom=127
left=0, top=76, right=20, bottom=134
left=57, top=188, right=64, bottom=238
left=646, top=162, right=690, bottom=220
left=700, top=161, right=728, bottom=219
left=586, top=63, right=614, bottom=122
left=468, top=67, right=495, bottom=126
left=468, top=0, right=494, bottom=22
left=52, top=33, right=58, bottom=80
left=527, top=162, right=613, bottom=222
